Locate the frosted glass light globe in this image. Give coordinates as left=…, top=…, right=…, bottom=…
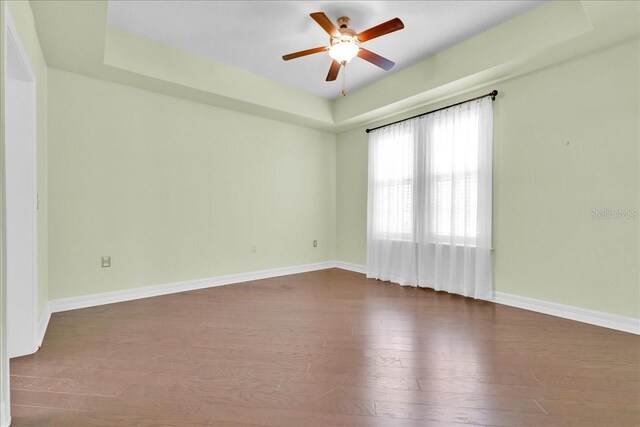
left=328, top=41, right=359, bottom=63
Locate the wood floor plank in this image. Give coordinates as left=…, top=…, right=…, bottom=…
left=9, top=389, right=119, bottom=412
left=10, top=404, right=81, bottom=427
left=10, top=269, right=639, bottom=426
left=199, top=401, right=475, bottom=427
left=10, top=376, right=127, bottom=397
left=374, top=399, right=638, bottom=426
left=278, top=382, right=543, bottom=414
left=533, top=398, right=640, bottom=422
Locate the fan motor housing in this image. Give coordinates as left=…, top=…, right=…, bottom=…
left=337, top=16, right=350, bottom=28
left=336, top=16, right=356, bottom=37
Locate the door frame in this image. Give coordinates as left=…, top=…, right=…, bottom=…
left=4, top=0, right=38, bottom=357
left=2, top=4, right=38, bottom=425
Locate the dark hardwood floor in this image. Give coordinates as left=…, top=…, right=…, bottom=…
left=10, top=268, right=640, bottom=426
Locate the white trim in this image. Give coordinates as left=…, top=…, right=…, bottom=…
left=36, top=303, right=51, bottom=348
left=49, top=261, right=336, bottom=313
left=333, top=261, right=366, bottom=274
left=4, top=5, right=38, bottom=360
left=5, top=11, right=35, bottom=82
left=0, top=402, right=10, bottom=427
left=0, top=0, right=7, bottom=417
left=493, top=291, right=640, bottom=335
left=331, top=262, right=639, bottom=335
left=35, top=261, right=640, bottom=347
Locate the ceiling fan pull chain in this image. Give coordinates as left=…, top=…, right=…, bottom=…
left=342, top=63, right=347, bottom=97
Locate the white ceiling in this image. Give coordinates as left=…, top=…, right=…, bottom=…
left=107, top=1, right=544, bottom=100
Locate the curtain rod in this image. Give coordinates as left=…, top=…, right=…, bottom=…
left=365, top=90, right=498, bottom=133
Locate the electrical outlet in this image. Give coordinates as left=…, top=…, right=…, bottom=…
left=313, top=240, right=318, bottom=247
left=251, top=245, right=257, bottom=253
left=101, top=256, right=111, bottom=268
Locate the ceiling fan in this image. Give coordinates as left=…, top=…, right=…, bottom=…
left=282, top=12, right=404, bottom=96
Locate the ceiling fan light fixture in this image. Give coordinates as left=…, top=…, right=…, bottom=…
left=282, top=12, right=404, bottom=95
left=328, top=40, right=359, bottom=64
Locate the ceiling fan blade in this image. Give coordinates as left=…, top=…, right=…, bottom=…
left=358, top=48, right=395, bottom=71
left=326, top=60, right=341, bottom=81
left=356, top=18, right=404, bottom=42
left=282, top=46, right=328, bottom=61
left=310, top=12, right=341, bottom=38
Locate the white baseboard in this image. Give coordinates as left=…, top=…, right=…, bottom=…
left=493, top=292, right=640, bottom=335
left=7, top=306, right=51, bottom=358
left=330, top=262, right=639, bottom=335
left=39, top=260, right=639, bottom=338
left=36, top=304, right=52, bottom=348
left=48, top=261, right=336, bottom=314
left=0, top=401, right=10, bottom=427
left=333, top=261, right=366, bottom=274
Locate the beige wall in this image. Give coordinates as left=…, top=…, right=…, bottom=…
left=8, top=2, right=637, bottom=323
left=336, top=38, right=640, bottom=319
left=47, top=69, right=336, bottom=300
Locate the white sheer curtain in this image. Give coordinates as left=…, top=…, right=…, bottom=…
left=367, top=97, right=493, bottom=299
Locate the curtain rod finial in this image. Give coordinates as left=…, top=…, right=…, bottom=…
left=490, top=90, right=498, bottom=100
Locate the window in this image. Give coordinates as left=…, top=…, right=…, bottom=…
left=430, top=113, right=479, bottom=241
left=367, top=96, right=493, bottom=298
left=369, top=103, right=487, bottom=246
left=370, top=127, right=414, bottom=240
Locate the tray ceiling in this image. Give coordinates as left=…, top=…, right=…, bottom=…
left=107, top=1, right=544, bottom=99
